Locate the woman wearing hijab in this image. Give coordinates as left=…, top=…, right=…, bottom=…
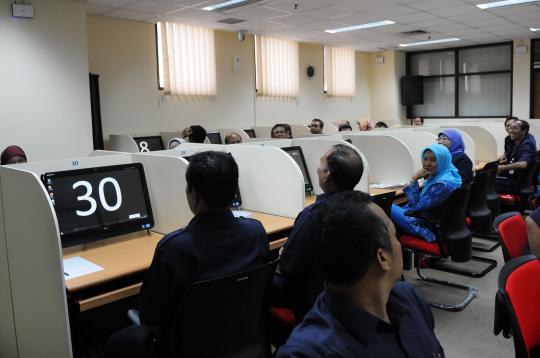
left=1, top=145, right=27, bottom=165
left=437, top=129, right=473, bottom=186
left=390, top=144, right=462, bottom=242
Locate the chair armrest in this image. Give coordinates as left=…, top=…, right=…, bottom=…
left=404, top=210, right=435, bottom=225
left=128, top=309, right=141, bottom=326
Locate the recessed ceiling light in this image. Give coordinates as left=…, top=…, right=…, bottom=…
left=399, top=37, right=460, bottom=47
left=531, top=27, right=540, bottom=31
left=476, top=0, right=539, bottom=10
left=325, top=20, right=395, bottom=34
left=203, top=0, right=262, bottom=11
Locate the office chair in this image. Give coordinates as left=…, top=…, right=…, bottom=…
left=498, top=159, right=539, bottom=213
left=483, top=161, right=501, bottom=218
left=399, top=186, right=479, bottom=311
left=467, top=168, right=501, bottom=252
left=494, top=212, right=529, bottom=263
left=372, top=191, right=396, bottom=218
left=494, top=255, right=540, bottom=358
left=170, top=260, right=277, bottom=358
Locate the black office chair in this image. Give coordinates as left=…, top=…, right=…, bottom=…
left=373, top=191, right=396, bottom=217
left=483, top=161, right=500, bottom=218
left=467, top=169, right=501, bottom=252
left=399, top=186, right=476, bottom=311
left=171, top=260, right=277, bottom=358
left=498, top=159, right=539, bottom=213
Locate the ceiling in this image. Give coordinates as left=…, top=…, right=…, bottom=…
left=87, top=0, right=540, bottom=51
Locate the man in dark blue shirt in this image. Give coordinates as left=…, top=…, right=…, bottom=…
left=106, top=151, right=270, bottom=358
left=277, top=191, right=444, bottom=358
left=274, top=144, right=364, bottom=320
left=496, top=119, right=537, bottom=194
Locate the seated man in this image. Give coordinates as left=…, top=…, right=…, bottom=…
left=224, top=132, right=242, bottom=144
left=309, top=119, right=323, bottom=134
left=413, top=116, right=424, bottom=126
left=182, top=125, right=207, bottom=143
left=277, top=191, right=444, bottom=357
left=276, top=144, right=363, bottom=319
left=272, top=124, right=290, bottom=139
left=526, top=206, right=540, bottom=257
left=496, top=120, right=537, bottom=194
left=106, top=151, right=270, bottom=358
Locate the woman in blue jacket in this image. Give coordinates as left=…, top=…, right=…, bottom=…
left=437, top=129, right=473, bottom=186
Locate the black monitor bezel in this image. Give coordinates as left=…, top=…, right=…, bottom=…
left=243, top=129, right=256, bottom=138
left=281, top=146, right=313, bottom=193
left=133, top=136, right=165, bottom=152
left=207, top=132, right=222, bottom=144
left=41, top=163, right=155, bottom=248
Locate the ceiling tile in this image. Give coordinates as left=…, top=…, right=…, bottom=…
left=167, top=7, right=225, bottom=20
left=427, top=4, right=478, bottom=16
left=363, top=4, right=417, bottom=16
left=266, top=0, right=341, bottom=13
left=407, top=0, right=467, bottom=11
left=229, top=6, right=289, bottom=19
left=414, top=17, right=455, bottom=28
left=87, top=5, right=116, bottom=15
left=393, top=11, right=440, bottom=24
left=122, top=1, right=185, bottom=14
left=299, top=5, right=353, bottom=19
left=88, top=0, right=137, bottom=7
left=267, top=13, right=320, bottom=25
left=302, top=19, right=348, bottom=31
left=103, top=8, right=156, bottom=21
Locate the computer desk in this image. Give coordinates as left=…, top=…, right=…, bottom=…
left=64, top=211, right=295, bottom=312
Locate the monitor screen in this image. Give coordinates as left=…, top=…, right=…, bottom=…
left=133, top=136, right=164, bottom=152
left=42, top=163, right=154, bottom=247
left=281, top=146, right=313, bottom=193
left=207, top=133, right=222, bottom=144
left=244, top=129, right=256, bottom=138
left=182, top=155, right=241, bottom=208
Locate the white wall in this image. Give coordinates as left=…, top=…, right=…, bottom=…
left=87, top=16, right=371, bottom=140
left=513, top=39, right=531, bottom=119
left=0, top=0, right=93, bottom=161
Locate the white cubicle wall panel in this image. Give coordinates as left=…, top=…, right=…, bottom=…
left=253, top=126, right=272, bottom=138
left=384, top=130, right=437, bottom=170
left=415, top=127, right=476, bottom=164
left=0, top=168, right=72, bottom=358
left=218, top=128, right=250, bottom=143
left=324, top=122, right=339, bottom=134
left=440, top=125, right=498, bottom=162
left=470, top=122, right=505, bottom=157
left=292, top=138, right=370, bottom=195
left=291, top=124, right=311, bottom=137
left=242, top=139, right=293, bottom=148
left=109, top=134, right=139, bottom=153
left=227, top=145, right=304, bottom=218
left=343, top=134, right=415, bottom=185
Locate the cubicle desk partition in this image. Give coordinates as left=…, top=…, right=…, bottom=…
left=218, top=128, right=250, bottom=143
left=439, top=125, right=500, bottom=161
left=416, top=127, right=476, bottom=164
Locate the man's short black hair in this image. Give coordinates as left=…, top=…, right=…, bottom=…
left=516, top=119, right=530, bottom=134
left=338, top=124, right=352, bottom=131
left=312, top=119, right=324, bottom=129
left=186, top=151, right=238, bottom=208
left=375, top=121, right=388, bottom=128
left=505, top=116, right=518, bottom=126
left=310, top=191, right=392, bottom=285
left=327, top=144, right=363, bottom=191
left=189, top=125, right=207, bottom=143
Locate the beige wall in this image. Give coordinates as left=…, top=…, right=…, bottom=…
left=513, top=39, right=531, bottom=119
left=0, top=0, right=93, bottom=161
left=367, top=50, right=407, bottom=125
left=87, top=15, right=370, bottom=138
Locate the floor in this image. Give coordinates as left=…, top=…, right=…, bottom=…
left=403, top=237, right=515, bottom=358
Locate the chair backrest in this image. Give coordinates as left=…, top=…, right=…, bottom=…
left=480, top=161, right=500, bottom=217
left=468, top=170, right=492, bottom=214
left=372, top=191, right=396, bottom=218
left=440, top=185, right=472, bottom=262
left=517, top=159, right=539, bottom=194
left=171, top=260, right=277, bottom=358
left=498, top=255, right=540, bottom=358
left=495, top=212, right=528, bottom=262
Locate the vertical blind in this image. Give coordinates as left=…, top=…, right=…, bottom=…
left=324, top=46, right=356, bottom=97
left=256, top=35, right=299, bottom=97
left=158, top=22, right=217, bottom=96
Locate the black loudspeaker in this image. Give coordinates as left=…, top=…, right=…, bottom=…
left=401, top=76, right=423, bottom=106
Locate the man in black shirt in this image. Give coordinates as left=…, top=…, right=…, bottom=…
left=106, top=151, right=270, bottom=357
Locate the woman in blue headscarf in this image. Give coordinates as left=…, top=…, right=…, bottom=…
left=390, top=144, right=462, bottom=242
left=437, top=129, right=473, bottom=186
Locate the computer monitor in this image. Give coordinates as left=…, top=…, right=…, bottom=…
left=41, top=163, right=154, bottom=247
left=133, top=136, right=164, bottom=152
left=244, top=129, right=256, bottom=138
left=207, top=132, right=222, bottom=144
left=372, top=191, right=396, bottom=217
left=281, top=146, right=313, bottom=193
left=182, top=155, right=242, bottom=208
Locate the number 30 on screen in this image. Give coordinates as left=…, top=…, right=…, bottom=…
left=72, top=178, right=122, bottom=216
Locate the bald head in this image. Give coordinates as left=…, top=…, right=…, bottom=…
left=225, top=132, right=242, bottom=144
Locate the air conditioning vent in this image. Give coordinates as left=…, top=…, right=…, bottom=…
left=218, top=18, right=246, bottom=24
left=401, top=30, right=429, bottom=36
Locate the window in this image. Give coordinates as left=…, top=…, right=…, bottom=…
left=156, top=22, right=217, bottom=96
left=407, top=43, right=512, bottom=118
left=255, top=35, right=299, bottom=97
left=324, top=46, right=356, bottom=97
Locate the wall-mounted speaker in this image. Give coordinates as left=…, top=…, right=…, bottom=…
left=401, top=76, right=423, bottom=106
left=306, top=65, right=316, bottom=79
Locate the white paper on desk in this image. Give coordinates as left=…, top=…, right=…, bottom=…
left=232, top=210, right=253, bottom=218
left=369, top=183, right=408, bottom=189
left=63, top=256, right=103, bottom=280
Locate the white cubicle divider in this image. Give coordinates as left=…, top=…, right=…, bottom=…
left=0, top=153, right=196, bottom=358
left=218, top=128, right=250, bottom=143
left=324, top=122, right=339, bottom=134
left=243, top=139, right=293, bottom=147
left=109, top=134, right=139, bottom=153
left=343, top=133, right=415, bottom=185
left=416, top=127, right=476, bottom=164
left=227, top=145, right=304, bottom=218
left=291, top=124, right=310, bottom=137
left=381, top=130, right=436, bottom=170
left=292, top=138, right=370, bottom=194
left=253, top=126, right=272, bottom=138
left=160, top=131, right=182, bottom=148
left=440, top=125, right=499, bottom=161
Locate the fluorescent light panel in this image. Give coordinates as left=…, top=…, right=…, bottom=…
left=531, top=27, right=540, bottom=31
left=325, top=20, right=395, bottom=34
left=203, top=0, right=260, bottom=11
left=399, top=37, right=460, bottom=48
left=476, top=0, right=538, bottom=10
